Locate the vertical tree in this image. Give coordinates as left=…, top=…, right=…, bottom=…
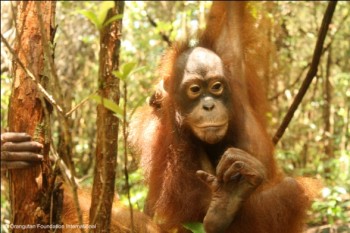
left=7, top=1, right=56, bottom=232
left=323, top=46, right=334, bottom=158
left=89, top=2, right=125, bottom=232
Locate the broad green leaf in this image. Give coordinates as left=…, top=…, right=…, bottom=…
left=78, top=10, right=101, bottom=29
left=128, top=66, right=146, bottom=78
left=103, top=14, right=123, bottom=28
left=97, top=1, right=115, bottom=27
left=122, top=62, right=137, bottom=78
left=112, top=63, right=145, bottom=81
left=90, top=94, right=123, bottom=118
left=183, top=222, right=205, bottom=233
left=112, top=70, right=125, bottom=81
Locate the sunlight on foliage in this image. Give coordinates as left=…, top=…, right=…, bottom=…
left=78, top=1, right=122, bottom=30
left=90, top=94, right=123, bottom=119
left=1, top=1, right=349, bottom=230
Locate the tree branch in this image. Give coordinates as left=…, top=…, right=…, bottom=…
left=273, top=1, right=338, bottom=145
left=146, top=13, right=172, bottom=46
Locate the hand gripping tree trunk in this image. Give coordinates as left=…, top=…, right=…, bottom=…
left=8, top=2, right=57, bottom=232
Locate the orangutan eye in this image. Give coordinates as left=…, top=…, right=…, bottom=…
left=210, top=81, right=224, bottom=95
left=187, top=84, right=202, bottom=99
left=190, top=85, right=201, bottom=93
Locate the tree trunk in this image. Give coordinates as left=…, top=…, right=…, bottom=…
left=323, top=46, right=334, bottom=158
left=89, top=2, right=124, bottom=232
left=8, top=1, right=56, bottom=232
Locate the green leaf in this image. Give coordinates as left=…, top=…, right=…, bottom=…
left=112, top=63, right=145, bottom=81
left=122, top=62, right=137, bottom=77
left=78, top=10, right=101, bottom=29
left=112, top=70, right=125, bottom=81
left=97, top=1, right=115, bottom=27
left=183, top=222, right=205, bottom=233
left=103, top=14, right=123, bottom=28
left=78, top=2, right=116, bottom=30
left=128, top=66, right=146, bottom=78
left=90, top=94, right=123, bottom=118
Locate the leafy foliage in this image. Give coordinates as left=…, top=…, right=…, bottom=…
left=1, top=1, right=349, bottom=230
left=78, top=1, right=122, bottom=30
left=90, top=94, right=123, bottom=119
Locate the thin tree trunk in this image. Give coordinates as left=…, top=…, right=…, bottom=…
left=273, top=1, right=337, bottom=144
left=8, top=1, right=56, bottom=232
left=323, top=46, right=334, bottom=158
left=89, top=2, right=124, bottom=232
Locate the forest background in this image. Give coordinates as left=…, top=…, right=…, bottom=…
left=1, top=1, right=349, bottom=232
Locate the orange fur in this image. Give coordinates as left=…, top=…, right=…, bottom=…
left=130, top=2, right=318, bottom=233
left=61, top=186, right=163, bottom=233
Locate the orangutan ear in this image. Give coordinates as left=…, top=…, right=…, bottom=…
left=149, top=80, right=167, bottom=109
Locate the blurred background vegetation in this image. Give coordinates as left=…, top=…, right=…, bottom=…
left=1, top=1, right=349, bottom=232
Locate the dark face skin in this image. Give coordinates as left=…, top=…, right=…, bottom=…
left=175, top=47, right=230, bottom=144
